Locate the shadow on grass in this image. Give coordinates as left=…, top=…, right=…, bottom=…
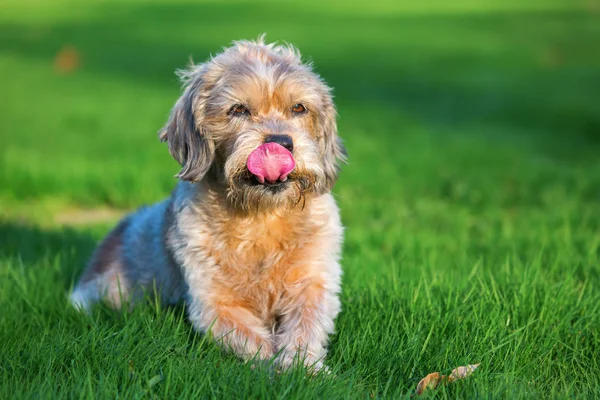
left=0, top=220, right=197, bottom=335
left=0, top=2, right=599, bottom=146
left=0, top=220, right=98, bottom=284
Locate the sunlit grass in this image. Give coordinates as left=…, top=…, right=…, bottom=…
left=1, top=0, right=599, bottom=398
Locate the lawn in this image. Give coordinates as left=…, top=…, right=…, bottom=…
left=1, top=0, right=599, bottom=398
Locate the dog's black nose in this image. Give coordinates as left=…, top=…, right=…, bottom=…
left=264, top=134, right=293, bottom=152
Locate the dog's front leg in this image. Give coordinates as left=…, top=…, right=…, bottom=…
left=186, top=290, right=274, bottom=361
left=276, top=276, right=341, bottom=371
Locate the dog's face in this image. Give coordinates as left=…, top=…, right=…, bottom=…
left=159, top=38, right=346, bottom=212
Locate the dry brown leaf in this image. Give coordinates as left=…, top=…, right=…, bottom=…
left=447, top=364, right=480, bottom=382
left=415, top=372, right=442, bottom=395
left=415, top=364, right=480, bottom=395
left=54, top=45, right=80, bottom=74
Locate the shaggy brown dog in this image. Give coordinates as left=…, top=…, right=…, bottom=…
left=71, top=37, right=347, bottom=371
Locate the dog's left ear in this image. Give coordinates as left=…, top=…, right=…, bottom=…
left=319, top=97, right=348, bottom=190
left=159, top=65, right=215, bottom=182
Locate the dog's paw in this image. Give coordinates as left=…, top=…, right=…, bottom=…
left=275, top=353, right=330, bottom=376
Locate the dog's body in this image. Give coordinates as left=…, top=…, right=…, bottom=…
left=71, top=38, right=346, bottom=370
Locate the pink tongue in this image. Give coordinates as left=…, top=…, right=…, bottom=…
left=247, top=142, right=295, bottom=184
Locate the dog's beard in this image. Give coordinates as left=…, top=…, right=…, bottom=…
left=225, top=168, right=317, bottom=213
left=221, top=136, right=323, bottom=213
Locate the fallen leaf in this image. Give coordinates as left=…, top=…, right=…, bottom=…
left=54, top=45, right=80, bottom=74
left=447, top=363, right=480, bottom=382
left=415, top=372, right=442, bottom=395
left=415, top=364, right=480, bottom=395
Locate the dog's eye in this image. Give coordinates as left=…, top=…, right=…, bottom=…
left=291, top=103, right=307, bottom=115
left=230, top=104, right=250, bottom=117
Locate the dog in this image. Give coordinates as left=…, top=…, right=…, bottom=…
left=70, top=37, right=347, bottom=371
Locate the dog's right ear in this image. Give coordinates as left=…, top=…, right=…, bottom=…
left=159, top=65, right=215, bottom=182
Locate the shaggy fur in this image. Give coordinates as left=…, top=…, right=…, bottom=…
left=70, top=37, right=347, bottom=371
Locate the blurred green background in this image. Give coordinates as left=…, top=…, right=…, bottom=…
left=1, top=0, right=599, bottom=398
left=2, top=0, right=599, bottom=213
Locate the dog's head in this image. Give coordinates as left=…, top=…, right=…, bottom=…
left=159, top=37, right=346, bottom=212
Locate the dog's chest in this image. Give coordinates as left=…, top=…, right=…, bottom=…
left=211, top=213, right=317, bottom=306
left=220, top=213, right=312, bottom=271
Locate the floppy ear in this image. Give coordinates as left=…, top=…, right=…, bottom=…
left=158, top=65, right=215, bottom=182
left=319, top=98, right=348, bottom=190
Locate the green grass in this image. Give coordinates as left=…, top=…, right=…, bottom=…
left=1, top=0, right=600, bottom=398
